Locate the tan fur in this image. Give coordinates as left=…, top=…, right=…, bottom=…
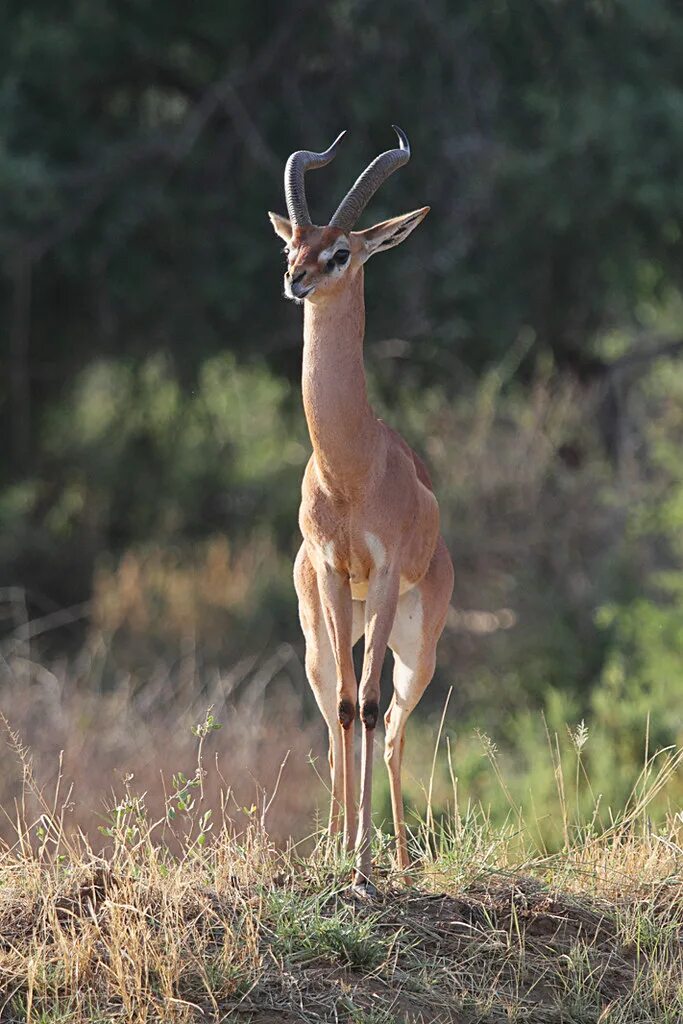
left=270, top=208, right=454, bottom=886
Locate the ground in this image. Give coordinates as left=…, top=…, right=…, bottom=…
left=0, top=713, right=680, bottom=1022
left=1, top=830, right=681, bottom=1023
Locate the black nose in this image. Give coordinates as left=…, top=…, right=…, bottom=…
left=291, top=270, right=306, bottom=285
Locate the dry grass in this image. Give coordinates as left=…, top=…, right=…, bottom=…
left=0, top=652, right=320, bottom=851
left=0, top=711, right=681, bottom=1024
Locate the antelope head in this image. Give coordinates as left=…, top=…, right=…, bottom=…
left=269, top=127, right=429, bottom=303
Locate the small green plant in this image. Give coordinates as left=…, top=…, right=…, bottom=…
left=266, top=890, right=389, bottom=969
left=554, top=941, right=604, bottom=1022
left=162, top=708, right=222, bottom=853
left=347, top=1007, right=398, bottom=1024
left=10, top=995, right=91, bottom=1023
left=166, top=769, right=201, bottom=820
left=191, top=706, right=223, bottom=741
left=97, top=774, right=148, bottom=851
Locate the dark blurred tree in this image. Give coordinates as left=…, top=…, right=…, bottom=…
left=2, top=0, right=683, bottom=603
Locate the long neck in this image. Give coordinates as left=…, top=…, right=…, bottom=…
left=302, top=269, right=378, bottom=492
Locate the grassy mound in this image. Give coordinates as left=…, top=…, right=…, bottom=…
left=1, top=821, right=682, bottom=1021
left=0, top=711, right=681, bottom=1022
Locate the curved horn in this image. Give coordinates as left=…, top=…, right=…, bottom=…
left=284, top=131, right=346, bottom=226
left=329, top=125, right=410, bottom=231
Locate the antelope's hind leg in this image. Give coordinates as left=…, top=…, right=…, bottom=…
left=294, top=544, right=363, bottom=844
left=387, top=537, right=454, bottom=872
left=353, top=563, right=401, bottom=889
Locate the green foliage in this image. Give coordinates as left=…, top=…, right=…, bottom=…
left=4, top=0, right=683, bottom=470
left=191, top=707, right=222, bottom=740
left=1, top=352, right=306, bottom=615
left=265, top=890, right=389, bottom=969
left=41, top=351, right=306, bottom=544
left=592, top=359, right=683, bottom=758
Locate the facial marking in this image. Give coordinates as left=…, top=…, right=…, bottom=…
left=282, top=226, right=349, bottom=302
left=318, top=237, right=350, bottom=265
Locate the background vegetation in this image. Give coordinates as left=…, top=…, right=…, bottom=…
left=1, top=0, right=682, bottom=846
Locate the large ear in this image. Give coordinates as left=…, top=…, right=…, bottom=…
left=355, top=206, right=429, bottom=261
left=268, top=211, right=293, bottom=244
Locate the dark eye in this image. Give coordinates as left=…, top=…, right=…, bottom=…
left=326, top=249, right=349, bottom=272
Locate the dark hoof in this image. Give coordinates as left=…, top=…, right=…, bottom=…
left=348, top=878, right=379, bottom=901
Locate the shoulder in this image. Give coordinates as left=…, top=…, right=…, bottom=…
left=379, top=421, right=434, bottom=492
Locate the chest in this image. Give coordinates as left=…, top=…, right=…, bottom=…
left=300, top=492, right=417, bottom=600
left=298, top=449, right=437, bottom=599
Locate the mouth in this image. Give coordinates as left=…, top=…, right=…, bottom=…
left=285, top=282, right=315, bottom=303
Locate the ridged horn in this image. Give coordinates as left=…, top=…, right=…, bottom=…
left=329, top=125, right=410, bottom=231
left=284, top=131, right=346, bottom=226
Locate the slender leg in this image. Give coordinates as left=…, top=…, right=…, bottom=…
left=383, top=658, right=434, bottom=870
left=325, top=734, right=342, bottom=835
left=316, top=562, right=360, bottom=852
left=354, top=566, right=401, bottom=886
left=387, top=538, right=454, bottom=872
left=294, top=545, right=363, bottom=841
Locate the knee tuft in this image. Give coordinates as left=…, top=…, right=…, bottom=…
left=338, top=699, right=356, bottom=730
left=361, top=699, right=379, bottom=730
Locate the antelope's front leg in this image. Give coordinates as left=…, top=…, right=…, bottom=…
left=316, top=564, right=358, bottom=852
left=354, top=565, right=400, bottom=888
